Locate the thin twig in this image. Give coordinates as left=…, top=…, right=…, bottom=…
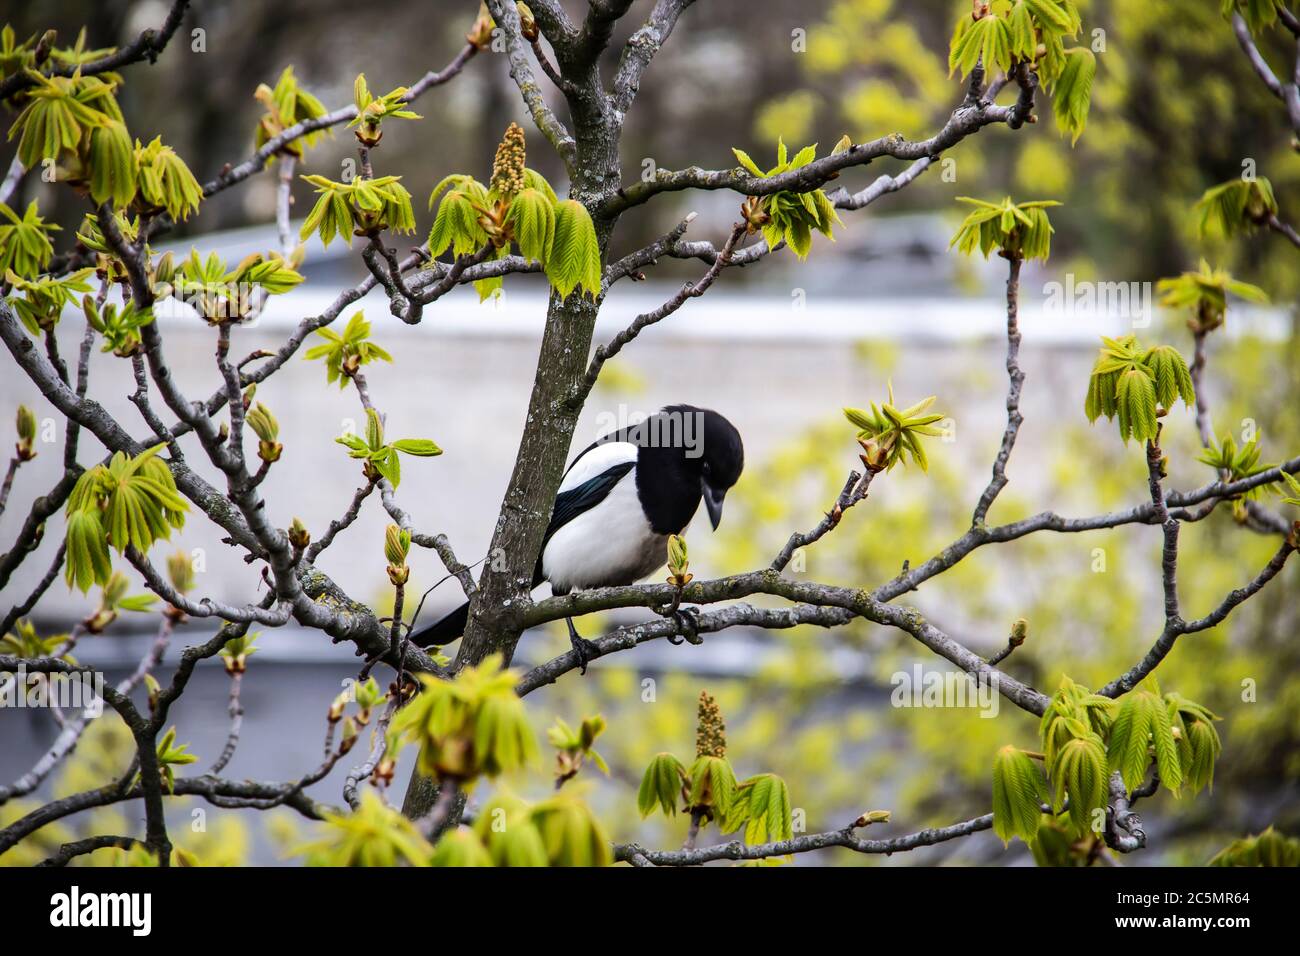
left=208, top=673, right=244, bottom=774
left=972, top=254, right=1025, bottom=525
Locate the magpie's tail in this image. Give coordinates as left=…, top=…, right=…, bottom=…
left=410, top=601, right=469, bottom=647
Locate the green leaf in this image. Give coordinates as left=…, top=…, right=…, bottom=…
left=949, top=13, right=1013, bottom=79
left=992, top=745, right=1048, bottom=844
left=1008, top=2, right=1038, bottom=59
left=732, top=147, right=764, bottom=176
left=64, top=508, right=112, bottom=592
left=473, top=244, right=508, bottom=303
left=1115, top=366, right=1158, bottom=443
left=722, top=773, right=793, bottom=847
left=546, top=199, right=601, bottom=299
left=0, top=200, right=59, bottom=279
left=507, top=188, right=555, bottom=264
left=1141, top=345, right=1195, bottom=412
left=87, top=120, right=137, bottom=209
left=1157, top=259, right=1268, bottom=333
left=1194, top=177, right=1277, bottom=240
left=637, top=752, right=686, bottom=818
left=1027, top=0, right=1082, bottom=36
left=364, top=407, right=382, bottom=449
left=687, top=754, right=736, bottom=816
left=1182, top=712, right=1222, bottom=795
left=1051, top=48, right=1096, bottom=144
left=1149, top=689, right=1183, bottom=794
left=117, top=594, right=159, bottom=612
left=1108, top=685, right=1183, bottom=794
left=1225, top=0, right=1283, bottom=36
left=522, top=168, right=557, bottom=204
left=1050, top=732, right=1107, bottom=835
left=373, top=447, right=401, bottom=487
left=428, top=185, right=488, bottom=258
left=134, top=136, right=202, bottom=221
left=950, top=196, right=1060, bottom=262
left=391, top=438, right=442, bottom=457
left=64, top=446, right=187, bottom=590
left=843, top=389, right=947, bottom=472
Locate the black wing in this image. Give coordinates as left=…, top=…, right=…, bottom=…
left=533, top=461, right=635, bottom=586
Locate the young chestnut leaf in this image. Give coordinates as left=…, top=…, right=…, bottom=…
left=992, top=745, right=1048, bottom=845
left=1156, top=260, right=1268, bottom=334
left=637, top=752, right=687, bottom=818
left=950, top=197, right=1061, bottom=262
left=844, top=384, right=947, bottom=472
left=0, top=200, right=59, bottom=278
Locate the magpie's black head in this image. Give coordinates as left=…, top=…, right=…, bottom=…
left=627, top=405, right=744, bottom=533
left=690, top=406, right=744, bottom=529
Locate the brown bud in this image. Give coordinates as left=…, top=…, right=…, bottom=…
left=85, top=609, right=117, bottom=634
left=339, top=717, right=358, bottom=754
left=740, top=195, right=770, bottom=233
left=34, top=30, right=56, bottom=65
left=15, top=405, right=37, bottom=460
left=328, top=692, right=348, bottom=723
left=144, top=673, right=161, bottom=711
left=517, top=3, right=538, bottom=41
left=372, top=757, right=396, bottom=786
left=466, top=3, right=495, bottom=50
left=857, top=436, right=891, bottom=473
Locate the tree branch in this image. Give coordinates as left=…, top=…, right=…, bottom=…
left=578, top=222, right=745, bottom=399
left=516, top=601, right=854, bottom=695
left=771, top=470, right=874, bottom=572
left=0, top=0, right=191, bottom=102
left=599, top=94, right=1022, bottom=218
left=971, top=254, right=1024, bottom=525
left=611, top=0, right=697, bottom=113
left=614, top=811, right=994, bottom=865
left=200, top=43, right=478, bottom=200
left=1097, top=538, right=1294, bottom=698
left=484, top=0, right=577, bottom=170
left=1231, top=12, right=1300, bottom=133
left=35, top=834, right=144, bottom=867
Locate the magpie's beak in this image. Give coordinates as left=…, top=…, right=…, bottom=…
left=702, top=481, right=727, bottom=530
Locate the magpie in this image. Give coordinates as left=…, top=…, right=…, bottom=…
left=410, top=404, right=744, bottom=671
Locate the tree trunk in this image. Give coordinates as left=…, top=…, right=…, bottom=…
left=401, top=79, right=623, bottom=818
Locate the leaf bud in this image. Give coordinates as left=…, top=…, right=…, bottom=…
left=1010, top=618, right=1028, bottom=646
left=289, top=516, right=311, bottom=550
left=853, top=809, right=892, bottom=827
left=15, top=404, right=36, bottom=460
left=517, top=3, right=538, bottom=41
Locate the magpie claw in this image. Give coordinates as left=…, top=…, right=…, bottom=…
left=570, top=633, right=601, bottom=674
left=566, top=618, right=600, bottom=675
left=669, top=607, right=702, bottom=645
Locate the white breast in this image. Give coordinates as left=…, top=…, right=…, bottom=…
left=542, top=464, right=668, bottom=594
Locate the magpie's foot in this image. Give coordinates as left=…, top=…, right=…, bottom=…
left=666, top=607, right=702, bottom=646
left=568, top=630, right=601, bottom=675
